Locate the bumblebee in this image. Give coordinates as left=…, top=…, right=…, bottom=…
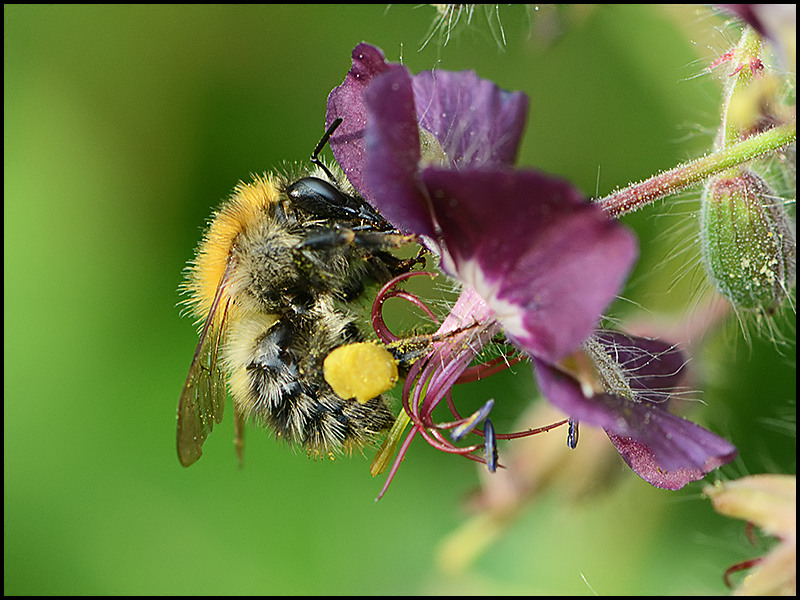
left=177, top=121, right=420, bottom=467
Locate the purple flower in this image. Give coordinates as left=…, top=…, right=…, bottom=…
left=326, top=43, right=737, bottom=495
left=534, top=333, right=738, bottom=490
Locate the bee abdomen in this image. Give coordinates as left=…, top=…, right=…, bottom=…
left=226, top=305, right=395, bottom=455
left=248, top=362, right=394, bottom=454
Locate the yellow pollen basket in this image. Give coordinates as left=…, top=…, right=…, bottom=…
left=323, top=342, right=399, bottom=403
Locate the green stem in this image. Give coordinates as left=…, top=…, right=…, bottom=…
left=596, top=120, right=796, bottom=218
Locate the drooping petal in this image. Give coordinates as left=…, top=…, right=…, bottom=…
left=533, top=358, right=738, bottom=488
left=606, top=432, right=736, bottom=490
left=422, top=167, right=638, bottom=362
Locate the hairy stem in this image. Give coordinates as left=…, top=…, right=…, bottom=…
left=596, top=121, right=796, bottom=218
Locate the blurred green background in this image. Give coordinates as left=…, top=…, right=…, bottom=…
left=5, top=4, right=795, bottom=595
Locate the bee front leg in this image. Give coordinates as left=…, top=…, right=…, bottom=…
left=297, top=226, right=426, bottom=284
left=298, top=227, right=417, bottom=253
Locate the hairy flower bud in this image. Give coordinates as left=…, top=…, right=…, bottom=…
left=700, top=169, right=796, bottom=312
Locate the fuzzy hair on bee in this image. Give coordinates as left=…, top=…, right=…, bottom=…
left=177, top=130, right=421, bottom=467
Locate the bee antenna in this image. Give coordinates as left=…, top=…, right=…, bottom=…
left=311, top=118, right=343, bottom=181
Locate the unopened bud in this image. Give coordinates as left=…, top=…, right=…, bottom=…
left=700, top=169, right=796, bottom=312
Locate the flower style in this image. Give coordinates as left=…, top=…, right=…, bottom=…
left=326, top=43, right=737, bottom=496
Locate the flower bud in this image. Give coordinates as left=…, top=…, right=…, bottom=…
left=700, top=169, right=796, bottom=312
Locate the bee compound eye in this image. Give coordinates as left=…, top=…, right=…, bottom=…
left=287, top=177, right=353, bottom=218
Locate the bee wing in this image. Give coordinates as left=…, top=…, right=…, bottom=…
left=176, top=266, right=233, bottom=467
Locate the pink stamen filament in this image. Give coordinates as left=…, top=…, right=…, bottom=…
left=443, top=389, right=569, bottom=439
left=373, top=285, right=573, bottom=498
left=456, top=354, right=523, bottom=383
left=371, top=271, right=439, bottom=343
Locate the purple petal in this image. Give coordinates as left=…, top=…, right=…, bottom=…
left=326, top=42, right=391, bottom=202
left=422, top=167, right=637, bottom=362
left=533, top=358, right=738, bottom=488
left=606, top=432, right=736, bottom=490
left=410, top=70, right=529, bottom=168
left=364, top=68, right=438, bottom=237
left=327, top=43, right=530, bottom=238
left=593, top=332, right=687, bottom=405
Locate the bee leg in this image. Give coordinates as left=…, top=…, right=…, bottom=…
left=298, top=227, right=425, bottom=284
left=373, top=245, right=428, bottom=276
left=234, top=403, right=246, bottom=467
left=288, top=232, right=345, bottom=293
left=297, top=227, right=357, bottom=251
left=298, top=227, right=417, bottom=253
left=299, top=227, right=425, bottom=274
